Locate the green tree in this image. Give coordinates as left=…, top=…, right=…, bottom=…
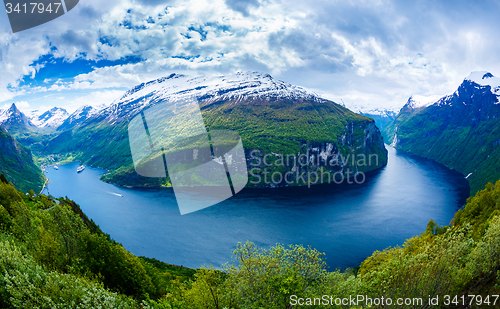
left=184, top=267, right=228, bottom=309
left=224, top=241, right=328, bottom=309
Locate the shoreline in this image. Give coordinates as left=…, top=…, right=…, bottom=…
left=39, top=177, right=49, bottom=195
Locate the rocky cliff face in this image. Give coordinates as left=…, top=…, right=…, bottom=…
left=245, top=120, right=386, bottom=188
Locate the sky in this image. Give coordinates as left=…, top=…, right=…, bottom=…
left=0, top=0, right=499, bottom=114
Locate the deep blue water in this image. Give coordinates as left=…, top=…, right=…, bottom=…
left=43, top=146, right=469, bottom=269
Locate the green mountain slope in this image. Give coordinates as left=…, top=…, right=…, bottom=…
left=40, top=73, right=388, bottom=188
left=383, top=73, right=500, bottom=194
left=0, top=126, right=44, bottom=193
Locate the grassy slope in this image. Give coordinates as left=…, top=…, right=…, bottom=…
left=0, top=127, right=45, bottom=193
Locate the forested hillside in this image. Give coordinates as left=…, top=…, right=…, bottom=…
left=0, top=176, right=194, bottom=308
left=0, top=127, right=44, bottom=193
left=383, top=73, right=500, bottom=194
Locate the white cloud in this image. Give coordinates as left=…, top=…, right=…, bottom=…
left=61, top=90, right=126, bottom=113
left=0, top=0, right=499, bottom=112
left=1, top=100, right=30, bottom=110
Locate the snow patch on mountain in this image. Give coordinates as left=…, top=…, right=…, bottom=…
left=57, top=105, right=97, bottom=129
left=116, top=72, right=314, bottom=105
left=0, top=109, right=7, bottom=123
left=465, top=71, right=500, bottom=96
left=71, top=105, right=98, bottom=121
left=341, top=102, right=400, bottom=116
left=407, top=94, right=444, bottom=109
left=25, top=109, right=42, bottom=118
left=359, top=108, right=398, bottom=118
left=100, top=72, right=320, bottom=124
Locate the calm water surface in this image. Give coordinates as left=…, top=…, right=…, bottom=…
left=43, top=146, right=469, bottom=269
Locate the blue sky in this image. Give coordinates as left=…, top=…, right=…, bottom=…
left=1, top=0, right=500, bottom=113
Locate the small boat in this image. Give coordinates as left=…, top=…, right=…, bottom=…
left=54, top=165, right=59, bottom=170
left=77, top=165, right=85, bottom=173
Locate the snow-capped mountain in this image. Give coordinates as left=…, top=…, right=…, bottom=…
left=57, top=105, right=102, bottom=131
left=24, top=109, right=43, bottom=121
left=44, top=71, right=388, bottom=189
left=359, top=108, right=398, bottom=133
left=399, top=71, right=500, bottom=112
left=360, top=108, right=398, bottom=118
left=341, top=103, right=400, bottom=133
left=404, top=94, right=445, bottom=110
left=0, top=103, right=36, bottom=133
left=95, top=72, right=319, bottom=124
left=30, top=107, right=69, bottom=129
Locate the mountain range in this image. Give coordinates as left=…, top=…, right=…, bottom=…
left=0, top=104, right=106, bottom=135
left=33, top=72, right=388, bottom=188
left=383, top=71, right=500, bottom=194
left=5, top=70, right=499, bottom=193
left=30, top=107, right=70, bottom=129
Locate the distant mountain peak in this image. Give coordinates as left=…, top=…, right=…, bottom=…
left=400, top=94, right=445, bottom=112
left=49, top=107, right=65, bottom=112
left=56, top=104, right=108, bottom=131
left=30, top=106, right=69, bottom=129
left=0, top=103, right=35, bottom=133
left=6, top=103, right=23, bottom=115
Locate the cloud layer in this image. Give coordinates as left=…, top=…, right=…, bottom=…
left=1, top=0, right=499, bottom=112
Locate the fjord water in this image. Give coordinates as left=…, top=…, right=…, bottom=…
left=43, top=146, right=469, bottom=269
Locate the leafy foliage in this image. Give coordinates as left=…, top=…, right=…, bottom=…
left=0, top=179, right=194, bottom=307
left=1, top=173, right=500, bottom=308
